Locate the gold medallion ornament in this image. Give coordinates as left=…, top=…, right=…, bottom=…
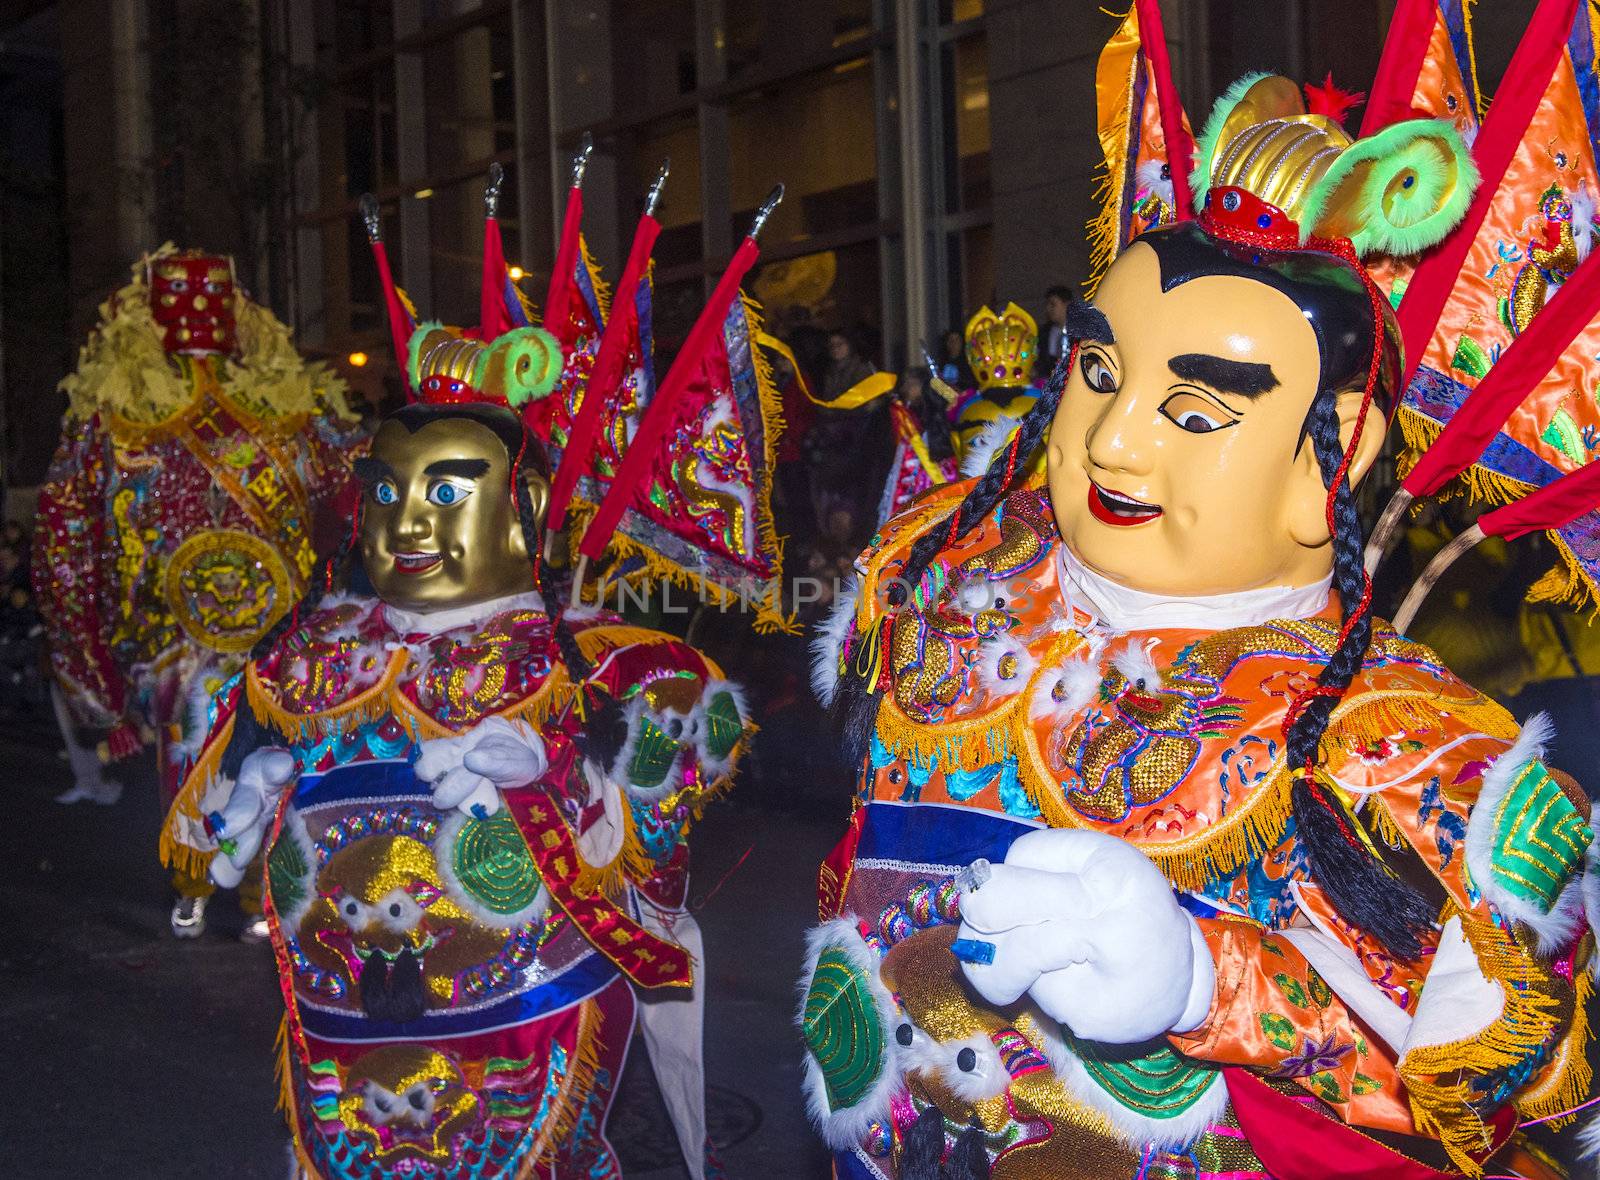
left=164, top=529, right=292, bottom=652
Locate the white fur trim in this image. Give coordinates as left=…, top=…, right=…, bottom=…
left=797, top=918, right=905, bottom=1150
left=1111, top=639, right=1163, bottom=690
left=1463, top=713, right=1578, bottom=948
left=1577, top=1108, right=1600, bottom=1162
left=975, top=633, right=1037, bottom=700
left=959, top=414, right=1022, bottom=479
left=694, top=678, right=750, bottom=779
left=1135, top=158, right=1176, bottom=207
left=810, top=575, right=859, bottom=709
left=929, top=1032, right=1009, bottom=1104
left=1573, top=185, right=1595, bottom=264
left=1029, top=657, right=1103, bottom=725
left=434, top=810, right=550, bottom=930
left=1030, top=1013, right=1228, bottom=1150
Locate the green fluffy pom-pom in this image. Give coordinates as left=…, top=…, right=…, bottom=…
left=487, top=326, right=562, bottom=408
left=1301, top=119, right=1478, bottom=258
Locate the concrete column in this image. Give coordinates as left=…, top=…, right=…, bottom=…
left=60, top=0, right=153, bottom=335
left=984, top=0, right=1147, bottom=309
left=393, top=0, right=433, bottom=311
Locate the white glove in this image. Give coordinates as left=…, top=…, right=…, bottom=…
left=207, top=747, right=298, bottom=889
left=575, top=760, right=625, bottom=870
left=955, top=828, right=1215, bottom=1044
left=415, top=715, right=548, bottom=819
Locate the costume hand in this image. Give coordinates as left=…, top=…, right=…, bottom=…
left=207, top=748, right=297, bottom=889
left=415, top=715, right=548, bottom=819
left=955, top=828, right=1214, bottom=1044
left=575, top=760, right=625, bottom=870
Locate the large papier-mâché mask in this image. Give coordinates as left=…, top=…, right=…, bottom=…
left=357, top=414, right=548, bottom=614
left=149, top=250, right=236, bottom=355
left=1046, top=240, right=1386, bottom=598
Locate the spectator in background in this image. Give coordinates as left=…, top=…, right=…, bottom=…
left=770, top=345, right=816, bottom=543
left=937, top=327, right=974, bottom=391
left=1035, top=284, right=1071, bottom=379
left=807, top=328, right=890, bottom=548
left=821, top=329, right=876, bottom=402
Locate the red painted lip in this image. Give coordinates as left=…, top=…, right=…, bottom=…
left=393, top=551, right=443, bottom=575
left=1087, top=481, right=1162, bottom=526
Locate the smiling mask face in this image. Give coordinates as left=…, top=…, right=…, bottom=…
left=356, top=415, right=546, bottom=614
left=1046, top=241, right=1382, bottom=598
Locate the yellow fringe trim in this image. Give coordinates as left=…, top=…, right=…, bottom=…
left=580, top=237, right=613, bottom=323
left=1400, top=907, right=1566, bottom=1176
left=532, top=996, right=607, bottom=1167
left=573, top=623, right=682, bottom=663
left=275, top=1018, right=322, bottom=1179
left=158, top=712, right=235, bottom=880
left=1085, top=5, right=1137, bottom=296
left=877, top=692, right=1020, bottom=775
left=1514, top=954, right=1594, bottom=1128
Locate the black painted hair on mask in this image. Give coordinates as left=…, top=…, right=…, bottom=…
left=1138, top=221, right=1402, bottom=420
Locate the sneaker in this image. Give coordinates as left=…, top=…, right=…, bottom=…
left=170, top=895, right=208, bottom=939
left=55, top=777, right=123, bottom=806
left=240, top=916, right=271, bottom=944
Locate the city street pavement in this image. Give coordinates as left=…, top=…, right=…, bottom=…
left=0, top=708, right=844, bottom=1178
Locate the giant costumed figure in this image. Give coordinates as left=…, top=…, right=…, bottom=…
left=35, top=244, right=364, bottom=936
left=799, top=2, right=1600, bottom=1177
left=159, top=151, right=787, bottom=1176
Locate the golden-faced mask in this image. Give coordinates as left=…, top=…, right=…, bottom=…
left=1046, top=232, right=1390, bottom=598
left=356, top=409, right=549, bottom=614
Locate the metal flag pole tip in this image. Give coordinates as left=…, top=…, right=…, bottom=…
left=644, top=160, right=670, bottom=217
left=359, top=193, right=381, bottom=243
left=572, top=132, right=595, bottom=188
left=749, top=183, right=784, bottom=239
left=484, top=162, right=506, bottom=217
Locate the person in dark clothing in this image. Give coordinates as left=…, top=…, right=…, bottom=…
left=1034, top=283, right=1071, bottom=379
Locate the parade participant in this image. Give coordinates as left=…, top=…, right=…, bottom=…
left=799, top=2, right=1600, bottom=1176
left=877, top=368, right=957, bottom=527
left=36, top=244, right=363, bottom=938
left=160, top=162, right=768, bottom=1177
left=947, top=303, right=1040, bottom=462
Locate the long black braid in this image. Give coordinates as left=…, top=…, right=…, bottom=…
left=1288, top=392, right=1434, bottom=959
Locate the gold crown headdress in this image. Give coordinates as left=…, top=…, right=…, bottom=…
left=963, top=302, right=1037, bottom=390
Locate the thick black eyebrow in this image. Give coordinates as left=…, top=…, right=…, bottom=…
left=423, top=458, right=491, bottom=479
left=352, top=456, right=395, bottom=486
left=1067, top=300, right=1114, bottom=345
left=1168, top=353, right=1279, bottom=397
